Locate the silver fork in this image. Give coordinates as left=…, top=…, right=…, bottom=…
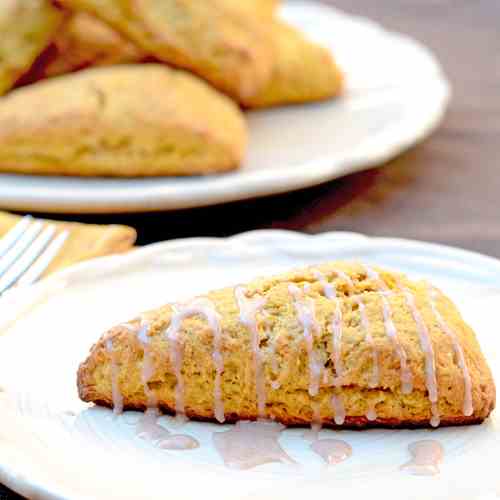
left=0, top=215, right=70, bottom=295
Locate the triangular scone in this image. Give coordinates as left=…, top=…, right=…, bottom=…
left=55, top=0, right=273, bottom=102
left=78, top=262, right=495, bottom=428
left=0, top=0, right=65, bottom=95
left=0, top=64, right=247, bottom=177
left=242, top=21, right=344, bottom=108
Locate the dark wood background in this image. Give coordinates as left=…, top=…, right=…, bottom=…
left=1, top=0, right=499, bottom=497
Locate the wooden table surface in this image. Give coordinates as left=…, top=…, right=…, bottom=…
left=1, top=0, right=499, bottom=497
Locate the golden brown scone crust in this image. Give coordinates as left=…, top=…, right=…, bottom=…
left=0, top=0, right=65, bottom=95
left=0, top=211, right=136, bottom=276
left=78, top=262, right=495, bottom=428
left=56, top=0, right=273, bottom=102
left=0, top=64, right=247, bottom=177
left=220, top=0, right=280, bottom=18
left=212, top=1, right=343, bottom=107
left=242, top=20, right=344, bottom=108
left=42, top=13, right=146, bottom=78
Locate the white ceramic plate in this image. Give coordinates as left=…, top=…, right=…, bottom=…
left=0, top=230, right=498, bottom=500
left=0, top=1, right=450, bottom=214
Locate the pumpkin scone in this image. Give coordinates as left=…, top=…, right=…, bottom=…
left=242, top=21, right=344, bottom=108
left=0, top=64, right=247, bottom=177
left=0, top=0, right=65, bottom=95
left=0, top=211, right=136, bottom=276
left=55, top=0, right=273, bottom=102
left=78, top=262, right=495, bottom=428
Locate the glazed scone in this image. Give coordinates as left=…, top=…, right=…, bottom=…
left=0, top=211, right=136, bottom=276
left=242, top=21, right=344, bottom=108
left=56, top=0, right=273, bottom=102
left=0, top=0, right=64, bottom=95
left=78, top=262, right=495, bottom=428
left=43, top=13, right=146, bottom=78
left=0, top=64, right=248, bottom=177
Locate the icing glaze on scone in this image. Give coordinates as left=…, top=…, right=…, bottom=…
left=234, top=286, right=267, bottom=419
left=428, top=286, right=473, bottom=416
left=78, top=261, right=496, bottom=429
left=288, top=284, right=322, bottom=398
left=166, top=298, right=225, bottom=423
left=364, top=265, right=414, bottom=395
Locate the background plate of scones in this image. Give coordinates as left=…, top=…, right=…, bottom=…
left=0, top=230, right=497, bottom=500
left=0, top=0, right=449, bottom=213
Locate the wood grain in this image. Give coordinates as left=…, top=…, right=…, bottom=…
left=1, top=0, right=499, bottom=497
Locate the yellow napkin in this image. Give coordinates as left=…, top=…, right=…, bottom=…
left=0, top=211, right=136, bottom=277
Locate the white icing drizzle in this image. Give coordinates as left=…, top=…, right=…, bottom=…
left=364, top=265, right=387, bottom=290
left=331, top=394, right=346, bottom=425
left=430, top=402, right=440, bottom=428
left=312, top=270, right=343, bottom=384
left=165, top=306, right=186, bottom=418
left=312, top=269, right=347, bottom=426
left=131, top=320, right=197, bottom=448
left=311, top=400, right=322, bottom=435
left=366, top=402, right=377, bottom=422
left=428, top=287, right=473, bottom=417
left=105, top=338, right=123, bottom=415
left=400, top=440, right=443, bottom=476
left=310, top=439, right=352, bottom=466
left=137, top=319, right=157, bottom=408
left=165, top=298, right=225, bottom=422
left=380, top=296, right=413, bottom=394
left=398, top=284, right=439, bottom=425
left=235, top=286, right=267, bottom=419
left=302, top=405, right=323, bottom=449
left=320, top=268, right=379, bottom=388
left=136, top=408, right=170, bottom=441
left=364, top=265, right=413, bottom=394
left=357, top=296, right=379, bottom=388
left=312, top=270, right=335, bottom=299
left=288, top=284, right=322, bottom=397
left=157, top=434, right=199, bottom=450
left=213, top=421, right=295, bottom=469
left=313, top=267, right=382, bottom=425
left=136, top=408, right=199, bottom=450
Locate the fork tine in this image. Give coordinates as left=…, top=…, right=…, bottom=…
left=0, top=225, right=57, bottom=294
left=0, top=215, right=33, bottom=258
left=17, top=230, right=69, bottom=287
left=0, top=221, right=44, bottom=278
